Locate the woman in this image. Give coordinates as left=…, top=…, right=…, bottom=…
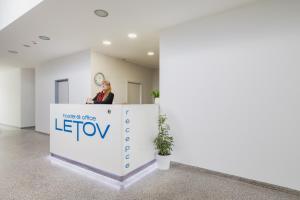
left=87, top=80, right=114, bottom=104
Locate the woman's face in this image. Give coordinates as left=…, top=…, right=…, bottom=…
left=101, top=83, right=109, bottom=91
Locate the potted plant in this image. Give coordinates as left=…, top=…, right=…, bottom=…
left=151, top=90, right=160, bottom=104
left=154, top=114, right=174, bottom=170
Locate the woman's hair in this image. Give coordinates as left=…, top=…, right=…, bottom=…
left=101, top=80, right=112, bottom=94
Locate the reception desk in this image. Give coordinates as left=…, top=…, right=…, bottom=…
left=50, top=104, right=159, bottom=185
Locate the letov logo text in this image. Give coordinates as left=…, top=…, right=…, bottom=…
left=55, top=113, right=110, bottom=142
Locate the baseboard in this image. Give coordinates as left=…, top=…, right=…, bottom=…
left=0, top=123, right=20, bottom=129
left=21, top=126, right=35, bottom=129
left=172, top=162, right=300, bottom=197
left=0, top=124, right=35, bottom=130
left=35, top=130, right=50, bottom=135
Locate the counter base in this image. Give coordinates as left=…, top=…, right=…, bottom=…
left=50, top=153, right=157, bottom=188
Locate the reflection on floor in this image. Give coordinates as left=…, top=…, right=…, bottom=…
left=0, top=125, right=299, bottom=200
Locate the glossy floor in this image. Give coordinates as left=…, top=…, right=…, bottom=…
left=0, top=125, right=299, bottom=200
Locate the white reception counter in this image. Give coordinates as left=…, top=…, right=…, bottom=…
left=50, top=104, right=159, bottom=185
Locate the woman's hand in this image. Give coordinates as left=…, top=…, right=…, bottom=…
left=86, top=97, right=93, bottom=104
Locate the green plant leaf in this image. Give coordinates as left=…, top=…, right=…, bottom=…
left=154, top=114, right=174, bottom=156
left=151, top=90, right=160, bottom=98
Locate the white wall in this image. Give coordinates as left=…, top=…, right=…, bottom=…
left=152, top=69, right=159, bottom=91
left=91, top=51, right=155, bottom=104
left=160, top=0, right=300, bottom=190
left=0, top=68, right=21, bottom=127
left=21, top=68, right=35, bottom=127
left=35, top=50, right=91, bottom=134
left=0, top=68, right=35, bottom=127
left=0, top=0, right=44, bottom=31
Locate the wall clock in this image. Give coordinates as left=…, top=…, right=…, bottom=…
left=94, top=72, right=105, bottom=86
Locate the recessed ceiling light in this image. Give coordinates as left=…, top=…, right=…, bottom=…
left=94, top=9, right=109, bottom=17
left=128, top=33, right=137, bottom=39
left=23, top=44, right=31, bottom=47
left=147, top=51, right=155, bottom=56
left=8, top=50, right=18, bottom=54
left=102, top=40, right=111, bottom=46
left=39, top=35, right=50, bottom=40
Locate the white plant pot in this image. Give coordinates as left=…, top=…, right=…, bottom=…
left=154, top=98, right=160, bottom=104
left=156, top=154, right=171, bottom=170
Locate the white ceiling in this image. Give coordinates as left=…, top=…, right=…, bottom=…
left=0, top=0, right=44, bottom=31
left=0, top=0, right=257, bottom=69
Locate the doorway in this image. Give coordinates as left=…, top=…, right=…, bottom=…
left=55, top=79, right=69, bottom=104
left=127, top=82, right=142, bottom=104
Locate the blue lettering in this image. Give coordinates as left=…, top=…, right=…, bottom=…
left=55, top=118, right=63, bottom=131
left=83, top=122, right=96, bottom=137
left=96, top=123, right=110, bottom=139
left=54, top=118, right=110, bottom=142
left=73, top=120, right=83, bottom=141
left=64, top=120, right=72, bottom=133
